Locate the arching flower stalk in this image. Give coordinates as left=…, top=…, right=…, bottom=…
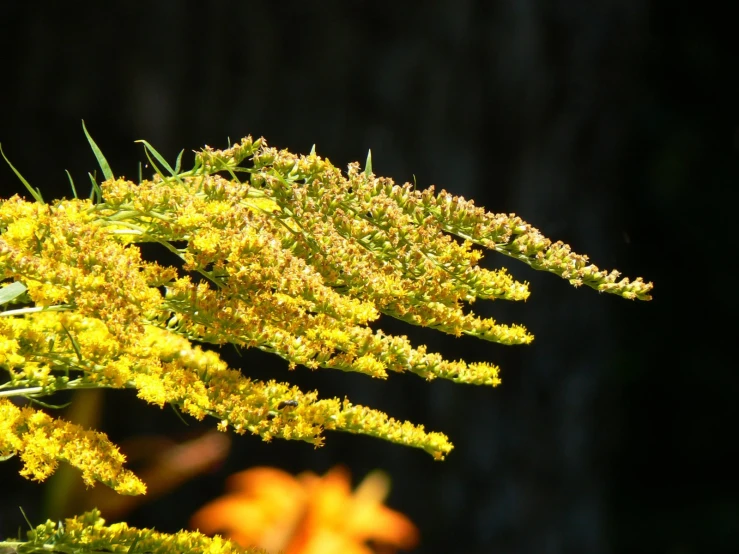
left=0, top=133, right=652, bottom=494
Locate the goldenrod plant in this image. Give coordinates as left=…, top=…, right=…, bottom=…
left=0, top=509, right=261, bottom=554
left=0, top=125, right=652, bottom=553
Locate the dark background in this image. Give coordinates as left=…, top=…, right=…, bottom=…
left=1, top=2, right=736, bottom=553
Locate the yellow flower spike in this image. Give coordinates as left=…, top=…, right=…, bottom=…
left=1, top=132, right=651, bottom=502
left=0, top=399, right=145, bottom=494
left=14, top=509, right=257, bottom=554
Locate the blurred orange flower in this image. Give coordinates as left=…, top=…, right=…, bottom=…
left=190, top=465, right=419, bottom=554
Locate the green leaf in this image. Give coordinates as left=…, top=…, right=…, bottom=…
left=60, top=323, right=83, bottom=362
left=169, top=403, right=190, bottom=426
left=174, top=149, right=184, bottom=173
left=65, top=170, right=78, bottom=199
left=25, top=397, right=72, bottom=410
left=0, top=143, right=44, bottom=203
left=0, top=281, right=27, bottom=306
left=19, top=506, right=33, bottom=531
left=142, top=148, right=166, bottom=181
left=365, top=149, right=372, bottom=177
left=82, top=120, right=114, bottom=181
left=135, top=140, right=183, bottom=183
left=87, top=172, right=102, bottom=203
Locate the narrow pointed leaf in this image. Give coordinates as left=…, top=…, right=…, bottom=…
left=135, top=140, right=183, bottom=183
left=174, top=149, right=184, bottom=173
left=0, top=281, right=27, bottom=306
left=65, top=169, right=78, bottom=198
left=88, top=172, right=102, bottom=203
left=0, top=143, right=44, bottom=203
left=82, top=120, right=114, bottom=181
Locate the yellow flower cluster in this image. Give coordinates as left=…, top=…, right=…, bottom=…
left=0, top=508, right=259, bottom=554
left=1, top=134, right=652, bottom=494
left=0, top=310, right=454, bottom=485
left=250, top=143, right=652, bottom=301
left=0, top=196, right=167, bottom=342
left=0, top=398, right=145, bottom=494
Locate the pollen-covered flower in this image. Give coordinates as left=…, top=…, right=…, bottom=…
left=0, top=398, right=145, bottom=494
left=14, top=508, right=257, bottom=554
left=1, top=133, right=651, bottom=494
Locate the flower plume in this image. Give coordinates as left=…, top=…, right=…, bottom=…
left=0, top=133, right=652, bottom=493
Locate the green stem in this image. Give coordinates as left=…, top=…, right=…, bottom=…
left=0, top=381, right=125, bottom=399
left=1, top=305, right=72, bottom=317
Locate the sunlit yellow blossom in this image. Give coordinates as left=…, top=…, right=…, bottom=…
left=0, top=398, right=145, bottom=494
left=1, top=134, right=651, bottom=495
left=5, top=509, right=258, bottom=554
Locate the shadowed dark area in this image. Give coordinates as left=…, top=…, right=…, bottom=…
left=1, top=2, right=735, bottom=552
